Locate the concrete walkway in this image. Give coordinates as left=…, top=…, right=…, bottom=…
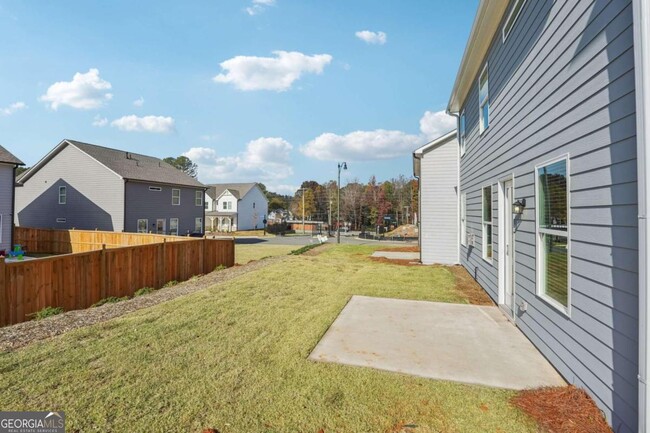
left=310, top=296, right=565, bottom=390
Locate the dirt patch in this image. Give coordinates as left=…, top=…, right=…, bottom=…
left=511, top=386, right=612, bottom=433
left=375, top=246, right=420, bottom=253
left=445, top=265, right=494, bottom=306
left=302, top=243, right=332, bottom=256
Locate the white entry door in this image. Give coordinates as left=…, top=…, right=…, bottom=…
left=502, top=179, right=515, bottom=317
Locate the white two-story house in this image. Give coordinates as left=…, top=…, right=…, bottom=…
left=205, top=183, right=268, bottom=232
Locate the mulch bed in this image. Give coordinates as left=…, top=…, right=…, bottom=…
left=511, top=386, right=612, bottom=433
left=0, top=256, right=287, bottom=352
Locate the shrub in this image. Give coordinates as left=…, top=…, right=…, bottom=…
left=92, top=296, right=128, bottom=307
left=163, top=280, right=179, bottom=288
left=134, top=287, right=154, bottom=297
left=33, top=306, right=64, bottom=320
left=290, top=244, right=321, bottom=255
left=214, top=265, right=227, bottom=272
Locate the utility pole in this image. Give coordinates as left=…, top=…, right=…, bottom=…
left=337, top=162, right=348, bottom=244
left=329, top=199, right=332, bottom=235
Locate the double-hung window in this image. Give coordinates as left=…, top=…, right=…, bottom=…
left=459, top=112, right=467, bottom=156
left=137, top=219, right=148, bottom=234
left=479, top=64, right=490, bottom=134
left=460, top=193, right=467, bottom=246
left=172, top=189, right=181, bottom=206
left=195, top=190, right=203, bottom=207
left=58, top=186, right=67, bottom=204
left=170, top=218, right=179, bottom=236
left=536, top=156, right=570, bottom=313
left=482, top=186, right=493, bottom=261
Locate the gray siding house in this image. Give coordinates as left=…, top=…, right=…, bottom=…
left=442, top=0, right=650, bottom=432
left=0, top=146, right=24, bottom=254
left=16, top=140, right=206, bottom=236
left=413, top=131, right=459, bottom=265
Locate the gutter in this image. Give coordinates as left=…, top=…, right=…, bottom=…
left=635, top=0, right=650, bottom=430
left=448, top=110, right=462, bottom=265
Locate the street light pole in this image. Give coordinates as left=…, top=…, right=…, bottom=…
left=337, top=162, right=348, bottom=244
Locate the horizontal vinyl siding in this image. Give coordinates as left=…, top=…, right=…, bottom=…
left=0, top=164, right=14, bottom=252
left=15, top=144, right=125, bottom=231
left=420, top=138, right=459, bottom=265
left=458, top=0, right=637, bottom=431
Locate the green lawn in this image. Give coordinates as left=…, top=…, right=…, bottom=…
left=0, top=245, right=538, bottom=432
left=235, top=243, right=300, bottom=264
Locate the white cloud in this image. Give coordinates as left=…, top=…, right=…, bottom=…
left=419, top=110, right=457, bottom=140
left=184, top=137, right=293, bottom=183
left=40, top=69, right=113, bottom=110
left=133, top=97, right=144, bottom=107
left=301, top=110, right=456, bottom=161
left=200, top=134, right=220, bottom=142
left=111, top=115, right=175, bottom=133
left=0, top=101, right=27, bottom=116
left=92, top=115, right=108, bottom=127
left=213, top=50, right=332, bottom=92
left=245, top=0, right=275, bottom=15
left=355, top=30, right=387, bottom=45
left=265, top=184, right=299, bottom=195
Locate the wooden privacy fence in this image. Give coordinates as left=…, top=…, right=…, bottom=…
left=1, top=230, right=235, bottom=326
left=14, top=227, right=191, bottom=254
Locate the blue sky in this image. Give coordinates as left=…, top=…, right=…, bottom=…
left=0, top=0, right=477, bottom=194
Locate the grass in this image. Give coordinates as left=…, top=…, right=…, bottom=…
left=235, top=243, right=298, bottom=264
left=32, top=306, right=64, bottom=320
left=0, top=245, right=538, bottom=433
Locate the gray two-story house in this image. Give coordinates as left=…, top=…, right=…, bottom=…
left=0, top=146, right=24, bottom=253
left=445, top=0, right=649, bottom=432
left=16, top=140, right=206, bottom=236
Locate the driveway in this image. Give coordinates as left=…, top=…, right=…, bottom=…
left=310, top=296, right=565, bottom=390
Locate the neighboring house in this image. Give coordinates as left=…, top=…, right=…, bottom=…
left=413, top=131, right=459, bottom=265
left=437, top=1, right=650, bottom=432
left=205, top=183, right=268, bottom=232
left=0, top=146, right=24, bottom=253
left=16, top=139, right=206, bottom=235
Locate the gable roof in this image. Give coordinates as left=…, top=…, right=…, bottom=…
left=19, top=139, right=204, bottom=188
left=447, top=0, right=509, bottom=113
left=413, top=130, right=457, bottom=156
left=206, top=183, right=259, bottom=201
left=0, top=145, right=24, bottom=166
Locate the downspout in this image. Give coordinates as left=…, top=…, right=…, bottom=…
left=11, top=165, right=17, bottom=249
left=635, top=0, right=650, bottom=431
left=413, top=151, right=422, bottom=263
left=123, top=179, right=128, bottom=232
left=448, top=110, right=461, bottom=264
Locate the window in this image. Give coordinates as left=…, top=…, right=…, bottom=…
left=253, top=202, right=256, bottom=209
left=460, top=193, right=467, bottom=246
left=222, top=201, right=232, bottom=210
left=482, top=185, right=493, bottom=261
left=205, top=200, right=209, bottom=210
left=479, top=64, right=489, bottom=134
left=195, top=217, right=203, bottom=233
left=172, top=189, right=180, bottom=206
left=137, top=219, right=148, bottom=233
left=459, top=111, right=467, bottom=156
left=149, top=186, right=162, bottom=192
left=170, top=218, right=179, bottom=236
left=195, top=190, right=203, bottom=207
left=58, top=186, right=67, bottom=204
left=502, top=0, right=527, bottom=42
left=536, top=156, right=570, bottom=312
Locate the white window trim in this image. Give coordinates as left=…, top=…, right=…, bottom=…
left=482, top=184, right=494, bottom=263
left=170, top=218, right=179, bottom=236
left=137, top=219, right=148, bottom=234
left=502, top=0, right=528, bottom=42
left=460, top=192, right=467, bottom=246
left=459, top=111, right=467, bottom=157
left=534, top=154, right=572, bottom=316
left=479, top=63, right=489, bottom=135
left=195, top=190, right=203, bottom=207
left=172, top=189, right=181, bottom=206
left=56, top=218, right=66, bottom=223
left=58, top=186, right=67, bottom=205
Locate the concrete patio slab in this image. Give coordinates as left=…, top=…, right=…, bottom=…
left=310, top=296, right=565, bottom=390
left=371, top=251, right=420, bottom=260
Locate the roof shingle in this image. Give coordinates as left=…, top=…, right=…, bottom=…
left=0, top=145, right=24, bottom=166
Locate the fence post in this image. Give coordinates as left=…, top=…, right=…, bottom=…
left=202, top=236, right=207, bottom=275
left=100, top=244, right=107, bottom=299
left=0, top=256, right=6, bottom=326
left=157, top=239, right=166, bottom=288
